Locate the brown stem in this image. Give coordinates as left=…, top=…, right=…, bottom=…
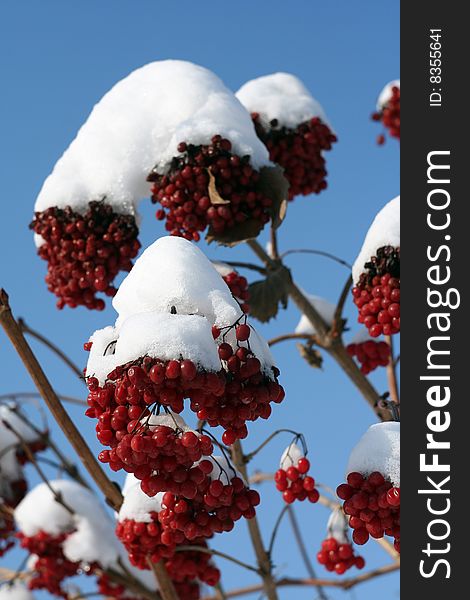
left=174, top=546, right=259, bottom=573
left=146, top=560, right=179, bottom=600
left=231, top=440, right=279, bottom=600
left=332, top=275, right=353, bottom=336
left=0, top=391, right=86, bottom=406
left=104, top=566, right=161, bottom=600
left=219, top=261, right=266, bottom=275
left=200, top=562, right=399, bottom=599
left=0, top=290, right=178, bottom=600
left=280, top=248, right=352, bottom=270
left=267, top=332, right=322, bottom=348
left=18, top=318, right=83, bottom=380
left=269, top=223, right=279, bottom=259
left=385, top=335, right=400, bottom=407
left=286, top=506, right=328, bottom=600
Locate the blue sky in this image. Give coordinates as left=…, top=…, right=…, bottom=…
left=0, top=2, right=399, bottom=599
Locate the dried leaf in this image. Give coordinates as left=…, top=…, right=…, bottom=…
left=248, top=266, right=291, bottom=322
left=206, top=217, right=265, bottom=247
left=257, top=165, right=289, bottom=229
left=296, top=342, right=323, bottom=369
left=207, top=170, right=230, bottom=205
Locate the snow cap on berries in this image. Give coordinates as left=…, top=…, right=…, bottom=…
left=294, top=295, right=336, bottom=335
left=118, top=483, right=163, bottom=523
left=35, top=60, right=270, bottom=220
left=346, top=422, right=400, bottom=487
left=236, top=72, right=330, bottom=130
left=0, top=583, right=36, bottom=600
left=113, top=237, right=242, bottom=326
left=327, top=509, right=349, bottom=545
left=280, top=442, right=304, bottom=469
left=349, top=328, right=375, bottom=345
left=203, top=454, right=245, bottom=486
left=377, top=80, right=400, bottom=110
left=14, top=480, right=120, bottom=567
left=352, top=196, right=400, bottom=284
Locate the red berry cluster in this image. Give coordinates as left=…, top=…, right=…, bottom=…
left=316, top=537, right=365, bottom=575
left=274, top=457, right=319, bottom=504
left=192, top=325, right=284, bottom=445
left=30, top=201, right=140, bottom=310
left=251, top=114, right=337, bottom=200
left=148, top=135, right=273, bottom=240
left=95, top=573, right=140, bottom=600
left=166, top=542, right=221, bottom=588
left=336, top=471, right=400, bottom=553
left=222, top=270, right=250, bottom=314
left=372, top=85, right=400, bottom=144
left=173, top=580, right=200, bottom=600
left=17, top=531, right=80, bottom=597
left=352, top=246, right=400, bottom=337
left=346, top=340, right=391, bottom=375
left=158, top=471, right=260, bottom=544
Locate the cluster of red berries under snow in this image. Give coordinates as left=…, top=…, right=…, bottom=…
left=372, top=80, right=400, bottom=144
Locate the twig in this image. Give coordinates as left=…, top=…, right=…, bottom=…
left=286, top=506, right=329, bottom=600
left=104, top=566, right=161, bottom=600
left=0, top=392, right=86, bottom=406
left=245, top=429, right=302, bottom=462
left=332, top=275, right=353, bottom=336
left=174, top=546, right=260, bottom=574
left=199, top=563, right=399, bottom=599
left=281, top=248, right=352, bottom=270
left=267, top=332, right=321, bottom=348
left=0, top=290, right=178, bottom=600
left=385, top=335, right=400, bottom=407
left=269, top=223, right=280, bottom=260
left=18, top=318, right=83, bottom=380
left=245, top=241, right=389, bottom=421
left=219, top=261, right=267, bottom=275
left=267, top=505, right=289, bottom=556
left=231, top=440, right=279, bottom=600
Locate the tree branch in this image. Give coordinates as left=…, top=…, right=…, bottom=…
left=267, top=333, right=321, bottom=348
left=281, top=248, right=352, bottom=270
left=231, top=440, right=279, bottom=600
left=174, top=546, right=260, bottom=574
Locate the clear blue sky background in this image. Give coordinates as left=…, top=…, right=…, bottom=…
left=0, top=2, right=399, bottom=599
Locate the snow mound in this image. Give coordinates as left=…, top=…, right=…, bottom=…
left=349, top=328, right=374, bottom=345
left=294, top=295, right=336, bottom=335
left=0, top=405, right=40, bottom=483
left=35, top=60, right=270, bottom=215
left=113, top=236, right=242, bottom=327
left=377, top=80, right=400, bottom=110
left=86, top=312, right=222, bottom=385
left=0, top=583, right=35, bottom=600
left=352, top=196, right=400, bottom=284
left=14, top=480, right=120, bottom=567
left=346, top=422, right=400, bottom=487
left=236, top=72, right=329, bottom=130
left=118, top=484, right=163, bottom=523
left=326, top=509, right=349, bottom=544
left=280, top=442, right=304, bottom=469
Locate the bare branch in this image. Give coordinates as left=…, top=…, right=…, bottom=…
left=281, top=248, right=352, bottom=270
left=267, top=332, right=322, bottom=348
left=0, top=391, right=86, bottom=406
left=174, top=546, right=260, bottom=574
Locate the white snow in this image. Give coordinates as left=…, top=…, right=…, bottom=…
left=35, top=60, right=270, bottom=218
left=377, top=80, right=400, bottom=110
left=294, top=295, right=336, bottom=335
left=0, top=583, right=35, bottom=600
left=326, top=509, right=349, bottom=544
left=212, top=260, right=235, bottom=278
left=86, top=312, right=222, bottom=385
left=349, top=328, right=375, bottom=345
left=352, top=196, right=400, bottom=284
left=204, top=454, right=243, bottom=486
left=280, top=442, right=304, bottom=469
left=0, top=405, right=39, bottom=483
left=113, top=237, right=242, bottom=327
left=118, top=484, right=163, bottom=523
left=236, top=72, right=330, bottom=130
left=346, top=422, right=400, bottom=487
left=14, top=480, right=120, bottom=568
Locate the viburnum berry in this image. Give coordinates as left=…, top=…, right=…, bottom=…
left=347, top=338, right=391, bottom=375
left=316, top=509, right=365, bottom=574
left=213, top=262, right=251, bottom=314
left=147, top=135, right=274, bottom=241
left=352, top=246, right=400, bottom=337
left=336, top=471, right=400, bottom=552
left=30, top=201, right=140, bottom=310
left=372, top=83, right=400, bottom=143
left=17, top=531, right=80, bottom=597
left=251, top=114, right=337, bottom=200
left=190, top=330, right=285, bottom=442
left=275, top=442, right=319, bottom=504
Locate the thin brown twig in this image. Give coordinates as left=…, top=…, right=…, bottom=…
left=218, top=261, right=267, bottom=275
left=18, top=318, right=83, bottom=380
left=267, top=332, right=322, bottom=348
left=200, top=562, right=399, bottom=599
left=269, top=223, right=280, bottom=260
left=245, top=240, right=389, bottom=421
left=0, top=290, right=178, bottom=600
left=332, top=275, right=353, bottom=336
left=281, top=248, right=352, bottom=269
left=231, top=440, right=279, bottom=600
left=0, top=391, right=86, bottom=406
left=286, top=506, right=329, bottom=600
left=174, top=546, right=260, bottom=574
left=385, top=335, right=400, bottom=407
